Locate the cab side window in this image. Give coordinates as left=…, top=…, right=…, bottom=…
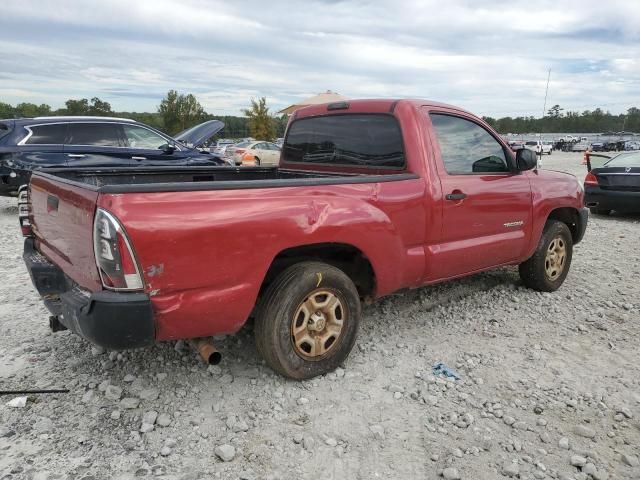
left=430, top=114, right=510, bottom=174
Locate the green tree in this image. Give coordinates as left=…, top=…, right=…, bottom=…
left=65, top=98, right=90, bottom=115
left=242, top=97, right=276, bottom=141
left=158, top=90, right=206, bottom=135
left=14, top=102, right=51, bottom=117
left=88, top=97, right=113, bottom=116
left=547, top=105, right=563, bottom=118
left=0, top=102, right=13, bottom=118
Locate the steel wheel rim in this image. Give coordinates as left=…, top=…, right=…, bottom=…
left=544, top=236, right=566, bottom=280
left=291, top=289, right=345, bottom=360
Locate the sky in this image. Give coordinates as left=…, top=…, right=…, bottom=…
left=1, top=0, right=639, bottom=118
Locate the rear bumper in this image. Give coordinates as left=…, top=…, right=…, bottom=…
left=585, top=185, right=640, bottom=212
left=23, top=238, right=155, bottom=350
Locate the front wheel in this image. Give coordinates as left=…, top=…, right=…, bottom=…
left=519, top=220, right=573, bottom=292
left=255, top=262, right=361, bottom=380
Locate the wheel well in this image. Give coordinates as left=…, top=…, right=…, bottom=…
left=261, top=243, right=376, bottom=299
left=547, top=207, right=580, bottom=241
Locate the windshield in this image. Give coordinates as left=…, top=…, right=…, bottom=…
left=604, top=152, right=640, bottom=168
left=525, top=141, right=537, bottom=146
left=234, top=141, right=252, bottom=148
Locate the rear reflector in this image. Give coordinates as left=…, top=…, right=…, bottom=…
left=93, top=209, right=143, bottom=291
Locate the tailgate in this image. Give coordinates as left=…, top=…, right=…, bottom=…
left=29, top=173, right=102, bottom=291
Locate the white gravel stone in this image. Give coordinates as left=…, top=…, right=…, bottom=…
left=442, top=467, right=461, bottom=480
left=502, top=460, right=519, bottom=477
left=570, top=455, right=587, bottom=467
left=573, top=425, right=596, bottom=439
left=6, top=396, right=27, bottom=408
left=215, top=444, right=236, bottom=462
left=621, top=453, right=639, bottom=467
left=120, top=397, right=140, bottom=409
left=156, top=413, right=172, bottom=427
left=104, top=385, right=123, bottom=401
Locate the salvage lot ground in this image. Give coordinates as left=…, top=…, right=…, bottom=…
left=1, top=152, right=639, bottom=480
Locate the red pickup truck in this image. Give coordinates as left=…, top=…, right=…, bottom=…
left=21, top=99, right=587, bottom=379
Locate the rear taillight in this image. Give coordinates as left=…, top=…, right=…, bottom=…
left=17, top=185, right=32, bottom=237
left=241, top=152, right=257, bottom=165
left=584, top=172, right=598, bottom=186
left=93, top=209, right=143, bottom=291
left=235, top=149, right=245, bottom=155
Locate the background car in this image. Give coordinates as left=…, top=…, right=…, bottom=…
left=211, top=139, right=236, bottom=156
left=524, top=140, right=552, bottom=155
left=0, top=117, right=227, bottom=196
left=226, top=140, right=281, bottom=166
left=584, top=151, right=640, bottom=215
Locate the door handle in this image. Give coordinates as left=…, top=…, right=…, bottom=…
left=446, top=192, right=467, bottom=201
left=131, top=156, right=147, bottom=161
left=67, top=154, right=86, bottom=158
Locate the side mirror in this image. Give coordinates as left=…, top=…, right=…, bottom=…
left=161, top=143, right=176, bottom=154
left=516, top=148, right=537, bottom=171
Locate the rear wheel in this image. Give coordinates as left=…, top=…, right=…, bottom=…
left=254, top=157, right=261, bottom=166
left=519, top=220, right=573, bottom=292
left=255, top=261, right=361, bottom=380
left=589, top=207, right=611, bottom=216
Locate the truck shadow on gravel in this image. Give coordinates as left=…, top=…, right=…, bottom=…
left=44, top=268, right=521, bottom=382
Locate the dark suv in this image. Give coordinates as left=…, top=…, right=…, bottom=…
left=0, top=116, right=227, bottom=196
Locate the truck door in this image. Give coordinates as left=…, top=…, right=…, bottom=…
left=425, top=111, right=532, bottom=280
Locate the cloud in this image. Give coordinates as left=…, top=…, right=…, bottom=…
left=0, top=0, right=639, bottom=117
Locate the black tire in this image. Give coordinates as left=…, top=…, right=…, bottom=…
left=519, top=220, right=573, bottom=292
left=254, top=261, right=361, bottom=380
left=589, top=207, right=611, bottom=216
left=254, top=157, right=261, bottom=166
left=548, top=149, right=552, bottom=155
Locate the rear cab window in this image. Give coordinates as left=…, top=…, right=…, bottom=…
left=282, top=114, right=406, bottom=169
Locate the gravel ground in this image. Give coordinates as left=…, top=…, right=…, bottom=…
left=1, top=152, right=639, bottom=480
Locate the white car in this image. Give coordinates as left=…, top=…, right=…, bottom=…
left=524, top=141, right=553, bottom=155
left=226, top=141, right=282, bottom=166
left=211, top=139, right=236, bottom=156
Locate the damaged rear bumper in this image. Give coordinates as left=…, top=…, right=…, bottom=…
left=23, top=238, right=155, bottom=350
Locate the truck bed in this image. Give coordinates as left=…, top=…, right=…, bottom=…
left=36, top=166, right=415, bottom=193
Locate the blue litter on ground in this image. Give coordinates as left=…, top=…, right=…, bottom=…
left=432, top=362, right=461, bottom=380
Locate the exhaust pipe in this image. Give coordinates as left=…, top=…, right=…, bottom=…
left=190, top=338, right=222, bottom=365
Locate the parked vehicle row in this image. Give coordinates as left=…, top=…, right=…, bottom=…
left=0, top=117, right=226, bottom=197
left=20, top=98, right=588, bottom=379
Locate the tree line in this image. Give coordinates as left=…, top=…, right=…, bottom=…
left=482, top=105, right=640, bottom=134
left=0, top=91, right=289, bottom=141
left=2, top=95, right=638, bottom=138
